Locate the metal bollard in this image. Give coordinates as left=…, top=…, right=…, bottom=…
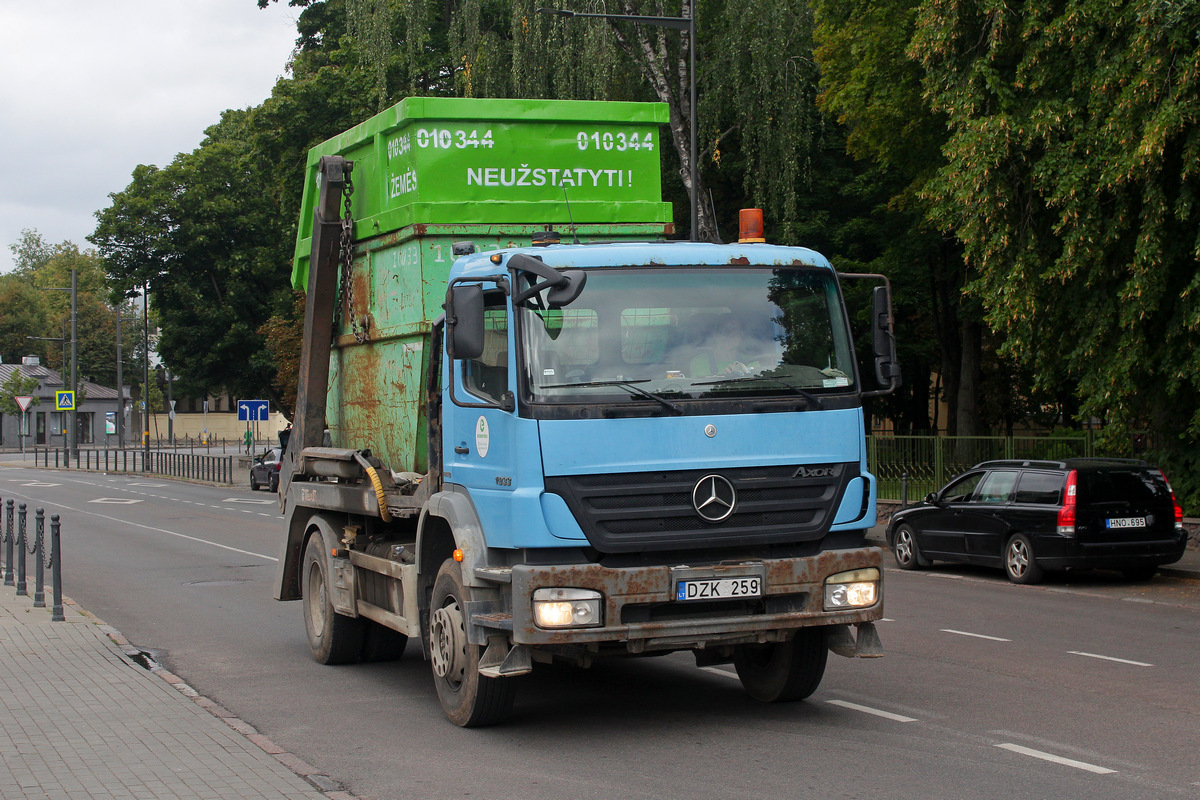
left=16, top=503, right=27, bottom=596
left=3, top=499, right=13, bottom=586
left=33, top=509, right=45, bottom=608
left=50, top=515, right=64, bottom=622
left=900, top=471, right=909, bottom=510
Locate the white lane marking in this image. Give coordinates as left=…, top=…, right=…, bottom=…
left=22, top=482, right=61, bottom=487
left=941, top=629, right=1011, bottom=642
left=0, top=494, right=276, bottom=562
left=995, top=743, right=1116, bottom=774
left=827, top=699, right=917, bottom=723
left=1068, top=651, right=1153, bottom=667
left=224, top=498, right=275, bottom=505
left=700, top=666, right=738, bottom=679
left=128, top=482, right=167, bottom=487
left=89, top=498, right=143, bottom=504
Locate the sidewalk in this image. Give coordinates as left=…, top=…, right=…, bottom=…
left=0, top=584, right=356, bottom=800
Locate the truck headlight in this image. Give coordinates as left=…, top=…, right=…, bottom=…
left=823, top=568, right=880, bottom=610
left=533, top=588, right=603, bottom=628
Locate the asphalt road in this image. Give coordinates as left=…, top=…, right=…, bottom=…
left=2, top=465, right=1198, bottom=800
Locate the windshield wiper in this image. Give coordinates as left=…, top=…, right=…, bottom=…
left=693, top=376, right=825, bottom=409
left=541, top=379, right=685, bottom=415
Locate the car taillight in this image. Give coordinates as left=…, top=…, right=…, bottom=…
left=1056, top=469, right=1077, bottom=536
left=273, top=463, right=282, bottom=471
left=1157, top=469, right=1184, bottom=531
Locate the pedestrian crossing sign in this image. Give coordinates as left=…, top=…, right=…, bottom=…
left=55, top=391, right=75, bottom=411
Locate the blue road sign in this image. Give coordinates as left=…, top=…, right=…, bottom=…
left=55, top=391, right=75, bottom=411
left=237, top=399, right=270, bottom=422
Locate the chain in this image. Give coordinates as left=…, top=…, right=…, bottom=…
left=336, top=173, right=368, bottom=344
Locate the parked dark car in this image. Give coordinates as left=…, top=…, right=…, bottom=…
left=886, top=458, right=1186, bottom=584
left=250, top=447, right=283, bottom=492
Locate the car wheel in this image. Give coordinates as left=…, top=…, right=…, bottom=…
left=302, top=535, right=365, bottom=664
left=732, top=627, right=828, bottom=702
left=892, top=524, right=928, bottom=570
left=1121, top=566, right=1157, bottom=582
left=429, top=559, right=517, bottom=727
left=250, top=473, right=259, bottom=491
left=269, top=474, right=279, bottom=493
left=1004, top=533, right=1044, bottom=585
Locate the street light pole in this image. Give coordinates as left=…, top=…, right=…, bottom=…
left=37, top=269, right=78, bottom=455
left=115, top=313, right=139, bottom=449
left=539, top=6, right=699, bottom=242
left=143, top=281, right=150, bottom=462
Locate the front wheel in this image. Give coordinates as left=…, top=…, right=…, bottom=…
left=892, top=524, right=928, bottom=570
left=1004, top=533, right=1044, bottom=585
left=429, top=559, right=516, bottom=727
left=733, top=627, right=828, bottom=702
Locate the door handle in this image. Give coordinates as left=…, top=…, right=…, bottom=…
left=454, top=446, right=469, bottom=454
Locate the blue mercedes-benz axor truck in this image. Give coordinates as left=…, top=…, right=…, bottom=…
left=274, top=97, right=900, bottom=726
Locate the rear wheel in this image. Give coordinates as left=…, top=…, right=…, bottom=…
left=1004, top=534, right=1044, bottom=585
left=302, top=535, right=365, bottom=664
left=733, top=627, right=828, bottom=702
left=250, top=473, right=259, bottom=491
left=892, top=524, right=928, bottom=570
left=429, top=559, right=516, bottom=726
left=269, top=473, right=279, bottom=493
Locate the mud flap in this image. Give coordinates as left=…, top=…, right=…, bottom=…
left=478, top=636, right=532, bottom=678
left=827, top=622, right=883, bottom=659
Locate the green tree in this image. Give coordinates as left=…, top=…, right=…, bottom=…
left=0, top=369, right=40, bottom=417
left=906, top=1, right=1200, bottom=506
left=811, top=0, right=1000, bottom=435
left=0, top=275, right=49, bottom=365
left=92, top=109, right=295, bottom=406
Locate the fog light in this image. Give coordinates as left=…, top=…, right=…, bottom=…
left=533, top=588, right=603, bottom=628
left=823, top=568, right=880, bottom=610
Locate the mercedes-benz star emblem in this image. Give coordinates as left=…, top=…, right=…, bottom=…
left=692, top=474, right=736, bottom=522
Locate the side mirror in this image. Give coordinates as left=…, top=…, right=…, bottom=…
left=924, top=492, right=937, bottom=504
left=872, top=286, right=902, bottom=389
left=509, top=253, right=586, bottom=308
left=445, top=284, right=485, bottom=360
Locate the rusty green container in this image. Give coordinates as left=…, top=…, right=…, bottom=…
left=293, top=97, right=674, bottom=472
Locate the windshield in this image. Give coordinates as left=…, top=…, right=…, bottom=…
left=518, top=267, right=857, bottom=406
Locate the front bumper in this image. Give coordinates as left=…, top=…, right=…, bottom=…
left=489, top=547, right=883, bottom=652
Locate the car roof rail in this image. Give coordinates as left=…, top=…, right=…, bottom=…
left=973, top=459, right=1067, bottom=470
left=1061, top=456, right=1150, bottom=468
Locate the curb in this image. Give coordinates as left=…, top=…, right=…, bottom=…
left=62, top=594, right=361, bottom=800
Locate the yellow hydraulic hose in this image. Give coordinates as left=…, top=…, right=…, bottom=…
left=363, top=464, right=393, bottom=522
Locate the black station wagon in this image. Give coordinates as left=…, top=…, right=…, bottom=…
left=886, top=458, right=1187, bottom=584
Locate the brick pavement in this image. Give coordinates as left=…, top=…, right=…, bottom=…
left=0, top=585, right=357, bottom=800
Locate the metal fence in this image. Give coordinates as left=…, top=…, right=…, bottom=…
left=869, top=434, right=1104, bottom=502
left=32, top=447, right=237, bottom=485
left=2, top=499, right=64, bottom=621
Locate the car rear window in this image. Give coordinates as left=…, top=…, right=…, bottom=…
left=1013, top=471, right=1064, bottom=505
left=1078, top=469, right=1170, bottom=505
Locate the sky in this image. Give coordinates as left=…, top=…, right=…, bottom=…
left=0, top=1, right=301, bottom=273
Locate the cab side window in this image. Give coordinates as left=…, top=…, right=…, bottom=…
left=463, top=293, right=509, bottom=404
left=977, top=470, right=1018, bottom=503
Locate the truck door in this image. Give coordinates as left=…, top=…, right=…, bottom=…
left=445, top=291, right=523, bottom=544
